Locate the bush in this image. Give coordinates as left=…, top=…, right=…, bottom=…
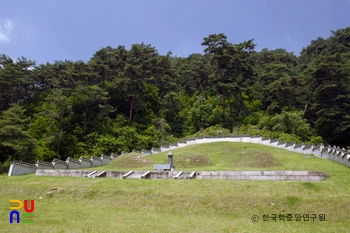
left=0, top=162, right=4, bottom=174
left=310, top=136, right=323, bottom=145
left=193, top=125, right=232, bottom=137
left=269, top=110, right=311, bottom=141
left=0, top=159, right=11, bottom=174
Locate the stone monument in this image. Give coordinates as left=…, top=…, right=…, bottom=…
left=154, top=152, right=175, bottom=171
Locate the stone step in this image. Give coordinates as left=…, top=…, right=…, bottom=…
left=86, top=171, right=97, bottom=178
left=96, top=171, right=106, bottom=177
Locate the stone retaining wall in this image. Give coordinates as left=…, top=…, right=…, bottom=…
left=35, top=170, right=328, bottom=181
left=36, top=169, right=92, bottom=177
left=195, top=171, right=328, bottom=181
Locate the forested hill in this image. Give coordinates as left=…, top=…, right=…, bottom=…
left=0, top=27, right=349, bottom=169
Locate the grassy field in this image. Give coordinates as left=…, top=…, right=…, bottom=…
left=1, top=142, right=349, bottom=232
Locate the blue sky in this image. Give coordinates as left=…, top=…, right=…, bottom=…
left=1, top=0, right=349, bottom=65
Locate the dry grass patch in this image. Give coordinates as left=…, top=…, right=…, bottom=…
left=173, top=152, right=214, bottom=168
left=220, top=149, right=281, bottom=168
left=105, top=153, right=153, bottom=168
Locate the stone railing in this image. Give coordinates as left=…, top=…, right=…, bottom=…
left=8, top=136, right=350, bottom=176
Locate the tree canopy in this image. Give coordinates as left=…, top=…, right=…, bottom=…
left=1, top=27, right=350, bottom=170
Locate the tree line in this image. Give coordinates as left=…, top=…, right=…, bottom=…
left=1, top=27, right=349, bottom=171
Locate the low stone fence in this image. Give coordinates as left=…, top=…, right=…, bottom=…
left=35, top=170, right=328, bottom=181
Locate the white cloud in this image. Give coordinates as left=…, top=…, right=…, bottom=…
left=0, top=19, right=14, bottom=43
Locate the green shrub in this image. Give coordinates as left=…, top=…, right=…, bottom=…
left=0, top=158, right=11, bottom=174
left=193, top=125, right=232, bottom=137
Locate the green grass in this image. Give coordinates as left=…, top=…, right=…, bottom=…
left=1, top=142, right=349, bottom=232
left=105, top=152, right=154, bottom=169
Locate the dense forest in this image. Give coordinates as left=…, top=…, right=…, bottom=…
left=1, top=27, right=349, bottom=172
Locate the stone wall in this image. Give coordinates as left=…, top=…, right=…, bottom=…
left=8, top=161, right=37, bottom=176
left=36, top=160, right=54, bottom=170
left=52, top=159, right=67, bottom=169
left=79, top=157, right=92, bottom=168
left=101, top=155, right=112, bottom=166
left=91, top=156, right=102, bottom=167
left=8, top=154, right=115, bottom=176
left=66, top=157, right=81, bottom=169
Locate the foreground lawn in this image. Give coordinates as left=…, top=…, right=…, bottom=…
left=1, top=142, right=349, bottom=232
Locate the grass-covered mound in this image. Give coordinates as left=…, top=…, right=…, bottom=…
left=148, top=142, right=286, bottom=170
left=220, top=149, right=281, bottom=167
left=96, top=142, right=340, bottom=172
left=105, top=152, right=153, bottom=168
left=172, top=152, right=214, bottom=168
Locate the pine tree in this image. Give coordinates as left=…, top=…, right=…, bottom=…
left=0, top=104, right=37, bottom=163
